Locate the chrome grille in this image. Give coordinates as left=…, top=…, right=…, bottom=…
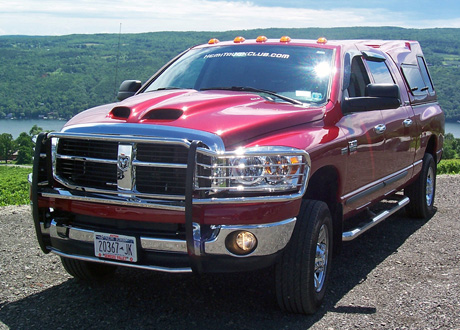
left=57, top=139, right=118, bottom=159
left=56, top=159, right=118, bottom=190
left=54, top=136, right=194, bottom=199
left=136, top=143, right=188, bottom=164
left=136, top=167, right=186, bottom=195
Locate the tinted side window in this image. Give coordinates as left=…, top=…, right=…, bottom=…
left=366, top=60, right=395, bottom=84
left=417, top=56, right=434, bottom=93
left=401, top=63, right=428, bottom=96
left=347, top=57, right=370, bottom=97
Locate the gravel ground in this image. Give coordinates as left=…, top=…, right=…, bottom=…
left=0, top=175, right=459, bottom=330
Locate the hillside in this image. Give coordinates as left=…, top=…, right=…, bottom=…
left=1, top=27, right=459, bottom=121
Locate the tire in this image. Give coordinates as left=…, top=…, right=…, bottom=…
left=61, top=257, right=117, bottom=281
left=405, top=153, right=436, bottom=219
left=275, top=200, right=333, bottom=314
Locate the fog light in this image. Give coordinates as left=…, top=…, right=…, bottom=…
left=225, top=231, right=258, bottom=255
left=236, top=231, right=256, bottom=251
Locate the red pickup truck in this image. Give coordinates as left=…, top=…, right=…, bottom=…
left=30, top=36, right=444, bottom=314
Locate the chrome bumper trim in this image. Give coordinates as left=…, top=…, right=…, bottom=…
left=204, top=217, right=296, bottom=257
left=49, top=220, right=188, bottom=253
left=41, top=189, right=186, bottom=212
left=40, top=185, right=306, bottom=210
left=193, top=192, right=306, bottom=205
left=41, top=188, right=304, bottom=208
left=140, top=237, right=187, bottom=253
left=49, top=249, right=192, bottom=273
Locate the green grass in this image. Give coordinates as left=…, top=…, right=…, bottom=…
left=438, top=159, right=460, bottom=175
left=0, top=166, right=31, bottom=206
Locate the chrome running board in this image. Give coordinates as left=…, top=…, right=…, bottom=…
left=342, top=196, right=410, bottom=241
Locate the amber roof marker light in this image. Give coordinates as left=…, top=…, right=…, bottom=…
left=256, top=36, right=268, bottom=43
left=317, top=37, right=328, bottom=44
left=280, top=36, right=291, bottom=43
left=233, top=36, right=246, bottom=43
left=208, top=38, right=220, bottom=45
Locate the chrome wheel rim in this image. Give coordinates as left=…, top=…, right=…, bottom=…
left=426, top=166, right=435, bottom=207
left=314, top=224, right=329, bottom=292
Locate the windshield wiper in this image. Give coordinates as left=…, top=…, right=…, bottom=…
left=154, top=87, right=183, bottom=91
left=201, top=86, right=304, bottom=105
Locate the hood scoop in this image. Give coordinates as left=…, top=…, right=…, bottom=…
left=109, top=106, right=131, bottom=119
left=141, top=108, right=184, bottom=121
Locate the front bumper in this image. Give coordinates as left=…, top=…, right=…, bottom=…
left=39, top=216, right=296, bottom=273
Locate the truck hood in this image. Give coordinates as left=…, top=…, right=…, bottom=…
left=64, top=90, right=325, bottom=147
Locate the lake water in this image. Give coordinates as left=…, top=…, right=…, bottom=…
left=445, top=121, right=460, bottom=138
left=1, top=119, right=460, bottom=139
left=0, top=119, right=66, bottom=138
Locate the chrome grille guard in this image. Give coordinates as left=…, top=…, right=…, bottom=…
left=37, top=124, right=311, bottom=210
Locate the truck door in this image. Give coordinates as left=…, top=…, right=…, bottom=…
left=338, top=54, right=387, bottom=211
left=364, top=53, right=417, bottom=185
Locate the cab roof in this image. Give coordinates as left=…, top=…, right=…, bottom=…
left=196, top=36, right=424, bottom=66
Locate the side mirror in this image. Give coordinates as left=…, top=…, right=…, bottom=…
left=342, top=83, right=400, bottom=113
left=366, top=83, right=400, bottom=99
left=117, top=80, right=142, bottom=101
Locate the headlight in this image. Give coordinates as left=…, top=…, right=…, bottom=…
left=196, top=146, right=310, bottom=196
left=231, top=156, right=264, bottom=185
left=230, top=154, right=302, bottom=187
left=265, top=155, right=300, bottom=184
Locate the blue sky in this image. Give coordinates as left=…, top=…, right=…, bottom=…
left=1, top=0, right=459, bottom=36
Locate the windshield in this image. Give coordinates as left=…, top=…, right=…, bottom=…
left=144, top=44, right=334, bottom=104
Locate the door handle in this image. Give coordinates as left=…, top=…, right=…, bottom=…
left=374, top=124, right=386, bottom=134
left=403, top=119, right=413, bottom=127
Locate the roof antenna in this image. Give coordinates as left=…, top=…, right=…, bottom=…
left=114, top=23, right=122, bottom=98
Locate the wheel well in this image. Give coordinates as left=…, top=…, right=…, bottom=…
left=304, top=166, right=343, bottom=254
left=425, top=135, right=437, bottom=163
left=304, top=166, right=338, bottom=206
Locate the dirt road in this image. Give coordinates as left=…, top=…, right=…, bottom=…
left=1, top=175, right=459, bottom=329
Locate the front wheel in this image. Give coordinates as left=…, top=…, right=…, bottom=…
left=275, top=200, right=333, bottom=314
left=405, top=153, right=436, bottom=218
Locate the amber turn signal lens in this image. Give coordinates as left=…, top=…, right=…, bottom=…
left=280, top=36, right=291, bottom=43
left=317, top=37, right=328, bottom=44
left=233, top=36, right=246, bottom=43
left=256, top=36, right=268, bottom=43
left=289, top=156, right=300, bottom=175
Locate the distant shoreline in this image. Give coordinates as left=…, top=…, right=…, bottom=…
left=0, top=119, right=65, bottom=139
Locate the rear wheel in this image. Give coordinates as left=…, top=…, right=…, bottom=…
left=275, top=200, right=333, bottom=314
left=405, top=153, right=436, bottom=218
left=61, top=257, right=117, bottom=281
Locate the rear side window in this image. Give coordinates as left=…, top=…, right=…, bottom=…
left=417, top=56, right=434, bottom=93
left=401, top=56, right=434, bottom=96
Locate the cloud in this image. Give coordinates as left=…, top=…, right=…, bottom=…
left=0, top=0, right=459, bottom=36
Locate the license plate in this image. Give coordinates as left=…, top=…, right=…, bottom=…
left=94, top=232, right=137, bottom=263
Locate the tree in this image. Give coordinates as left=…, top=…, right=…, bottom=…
left=443, top=133, right=460, bottom=159
left=29, top=125, right=44, bottom=136
left=16, top=132, right=34, bottom=149
left=0, top=133, right=16, bottom=164
left=15, top=131, right=35, bottom=164
left=16, top=146, right=33, bottom=164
